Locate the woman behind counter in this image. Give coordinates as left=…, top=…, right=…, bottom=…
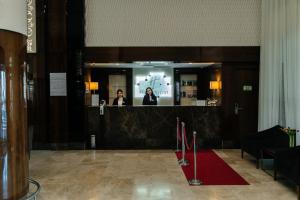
left=112, top=89, right=128, bottom=106
left=142, top=87, right=157, bottom=105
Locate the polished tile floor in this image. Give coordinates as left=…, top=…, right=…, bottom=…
left=29, top=149, right=298, bottom=200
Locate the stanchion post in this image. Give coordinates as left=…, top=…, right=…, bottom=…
left=179, top=122, right=189, bottom=166
left=188, top=131, right=203, bottom=185
left=175, top=117, right=181, bottom=153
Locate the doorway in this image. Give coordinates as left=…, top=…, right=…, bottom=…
left=222, top=63, right=259, bottom=147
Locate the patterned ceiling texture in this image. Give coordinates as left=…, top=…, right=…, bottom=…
left=85, top=0, right=261, bottom=47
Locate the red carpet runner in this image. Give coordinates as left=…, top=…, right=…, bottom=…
left=176, top=150, right=249, bottom=185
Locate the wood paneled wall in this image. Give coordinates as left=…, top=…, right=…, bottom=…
left=28, top=0, right=85, bottom=149
left=46, top=0, right=69, bottom=145
left=27, top=0, right=48, bottom=148
left=85, top=47, right=259, bottom=63
left=28, top=0, right=259, bottom=148
left=85, top=47, right=260, bottom=146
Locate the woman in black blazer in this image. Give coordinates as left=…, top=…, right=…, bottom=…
left=112, top=89, right=128, bottom=106
left=142, top=87, right=157, bottom=105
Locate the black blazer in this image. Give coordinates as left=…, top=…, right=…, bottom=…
left=112, top=97, right=128, bottom=106
left=142, top=94, right=157, bottom=105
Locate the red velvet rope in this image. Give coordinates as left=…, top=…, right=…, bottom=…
left=178, top=121, right=196, bottom=152
left=183, top=127, right=194, bottom=151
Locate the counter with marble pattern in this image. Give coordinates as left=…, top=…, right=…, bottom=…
left=87, top=106, right=222, bottom=149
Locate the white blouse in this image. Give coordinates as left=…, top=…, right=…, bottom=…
left=118, top=97, right=123, bottom=106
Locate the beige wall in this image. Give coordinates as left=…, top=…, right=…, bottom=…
left=85, top=0, right=261, bottom=46
left=0, top=0, right=27, bottom=35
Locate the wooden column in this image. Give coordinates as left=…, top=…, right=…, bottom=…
left=0, top=30, right=28, bottom=200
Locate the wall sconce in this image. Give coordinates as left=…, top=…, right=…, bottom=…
left=90, top=82, right=99, bottom=106
left=86, top=82, right=99, bottom=94
left=85, top=82, right=90, bottom=91
left=89, top=82, right=99, bottom=91
left=210, top=81, right=221, bottom=90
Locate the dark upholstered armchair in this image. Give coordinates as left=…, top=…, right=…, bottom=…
left=241, top=125, right=290, bottom=168
left=275, top=146, right=300, bottom=200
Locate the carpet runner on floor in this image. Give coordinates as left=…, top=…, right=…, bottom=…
left=176, top=150, right=249, bottom=185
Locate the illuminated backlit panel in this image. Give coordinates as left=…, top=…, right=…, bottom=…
left=133, top=68, right=174, bottom=105
left=135, top=72, right=172, bottom=98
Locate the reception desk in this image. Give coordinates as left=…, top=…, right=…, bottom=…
left=87, top=106, right=222, bottom=149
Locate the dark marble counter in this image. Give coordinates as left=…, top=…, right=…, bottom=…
left=87, top=106, right=222, bottom=149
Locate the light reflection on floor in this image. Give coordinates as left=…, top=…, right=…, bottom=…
left=29, top=149, right=298, bottom=200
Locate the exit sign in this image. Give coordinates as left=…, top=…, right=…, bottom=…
left=243, top=85, right=253, bottom=91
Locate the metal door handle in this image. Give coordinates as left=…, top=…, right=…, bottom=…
left=234, top=103, right=244, bottom=115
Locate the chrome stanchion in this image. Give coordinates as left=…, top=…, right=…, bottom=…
left=178, top=122, right=189, bottom=166
left=25, top=178, right=41, bottom=200
left=188, top=131, right=203, bottom=185
left=175, top=117, right=181, bottom=153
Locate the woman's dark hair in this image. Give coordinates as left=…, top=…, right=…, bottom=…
left=116, top=89, right=123, bottom=96
left=145, top=87, right=154, bottom=95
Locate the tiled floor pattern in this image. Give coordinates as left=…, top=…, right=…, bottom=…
left=29, top=149, right=298, bottom=200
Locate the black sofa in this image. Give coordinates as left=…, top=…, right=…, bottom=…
left=241, top=125, right=290, bottom=168
left=275, top=146, right=300, bottom=200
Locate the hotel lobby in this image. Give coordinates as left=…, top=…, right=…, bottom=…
left=0, top=0, right=300, bottom=200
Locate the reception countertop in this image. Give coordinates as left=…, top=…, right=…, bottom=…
left=87, top=106, right=222, bottom=149
left=89, top=105, right=221, bottom=107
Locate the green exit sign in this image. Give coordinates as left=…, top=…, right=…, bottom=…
left=243, top=85, right=253, bottom=91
